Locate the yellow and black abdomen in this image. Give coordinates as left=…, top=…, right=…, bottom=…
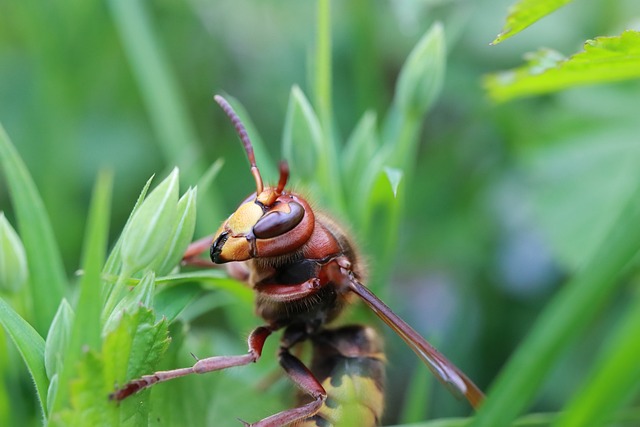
left=294, top=325, right=386, bottom=427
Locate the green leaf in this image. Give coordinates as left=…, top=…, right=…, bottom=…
left=150, top=186, right=197, bottom=276
left=342, top=111, right=378, bottom=202
left=154, top=282, right=202, bottom=323
left=104, top=271, right=156, bottom=333
left=0, top=212, right=27, bottom=293
left=44, top=300, right=74, bottom=413
left=53, top=350, right=113, bottom=427
left=383, top=167, right=402, bottom=198
left=282, top=86, right=323, bottom=182
left=0, top=296, right=48, bottom=419
left=282, top=86, right=344, bottom=214
left=104, top=174, right=154, bottom=277
left=44, top=300, right=74, bottom=380
left=55, top=308, right=170, bottom=426
left=70, top=170, right=112, bottom=351
left=385, top=22, right=445, bottom=172
left=553, top=289, right=640, bottom=427
left=0, top=123, right=67, bottom=334
left=120, top=168, right=179, bottom=275
left=49, top=171, right=112, bottom=418
left=470, top=181, right=640, bottom=427
left=492, top=0, right=574, bottom=44
left=485, top=31, right=640, bottom=102
left=156, top=270, right=253, bottom=305
left=106, top=307, right=169, bottom=384
left=394, top=22, right=445, bottom=119
left=104, top=170, right=179, bottom=324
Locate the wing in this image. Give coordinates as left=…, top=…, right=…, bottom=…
left=347, top=278, right=484, bottom=409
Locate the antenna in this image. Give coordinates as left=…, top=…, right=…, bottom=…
left=275, top=160, right=289, bottom=196
left=214, top=95, right=264, bottom=195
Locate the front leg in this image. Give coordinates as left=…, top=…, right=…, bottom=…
left=254, top=278, right=322, bottom=303
left=181, top=234, right=215, bottom=267
left=253, top=257, right=348, bottom=304
left=110, top=325, right=273, bottom=401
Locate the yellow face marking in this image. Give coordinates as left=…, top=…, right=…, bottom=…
left=227, top=201, right=263, bottom=236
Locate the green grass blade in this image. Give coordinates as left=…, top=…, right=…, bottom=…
left=470, top=182, right=640, bottom=427
left=282, top=86, right=345, bottom=214
left=282, top=86, right=323, bottom=185
left=485, top=31, right=640, bottom=102
left=103, top=174, right=154, bottom=277
left=314, top=0, right=332, bottom=132
left=492, top=0, right=574, bottom=45
left=0, top=296, right=48, bottom=419
left=398, top=362, right=433, bottom=424
left=49, top=171, right=112, bottom=417
left=385, top=22, right=445, bottom=171
left=107, top=0, right=197, bottom=167
left=0, top=123, right=67, bottom=334
left=107, top=0, right=224, bottom=221
left=552, top=289, right=640, bottom=427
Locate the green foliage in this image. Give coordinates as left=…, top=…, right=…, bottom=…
left=54, top=308, right=170, bottom=426
left=486, top=31, right=640, bottom=102
left=2, top=0, right=640, bottom=426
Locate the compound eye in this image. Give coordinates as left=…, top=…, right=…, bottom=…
left=253, top=201, right=304, bottom=239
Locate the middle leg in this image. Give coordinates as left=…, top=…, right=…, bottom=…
left=244, top=326, right=327, bottom=427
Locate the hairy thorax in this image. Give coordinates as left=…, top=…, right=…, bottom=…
left=249, top=214, right=364, bottom=331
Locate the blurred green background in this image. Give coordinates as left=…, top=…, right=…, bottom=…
left=2, top=0, right=640, bottom=425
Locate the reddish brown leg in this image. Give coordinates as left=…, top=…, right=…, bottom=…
left=181, top=235, right=215, bottom=267
left=254, top=278, right=322, bottom=303
left=242, top=327, right=326, bottom=427
left=110, top=326, right=273, bottom=401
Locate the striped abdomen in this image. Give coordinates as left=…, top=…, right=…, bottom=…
left=294, top=325, right=386, bottom=427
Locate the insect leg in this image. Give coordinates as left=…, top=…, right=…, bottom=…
left=254, top=278, right=323, bottom=303
left=242, top=327, right=326, bottom=427
left=110, top=325, right=273, bottom=401
left=181, top=234, right=215, bottom=266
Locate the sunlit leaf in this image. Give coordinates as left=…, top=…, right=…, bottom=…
left=383, top=167, right=403, bottom=198
left=486, top=31, right=640, bottom=102
left=492, top=0, right=574, bottom=45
